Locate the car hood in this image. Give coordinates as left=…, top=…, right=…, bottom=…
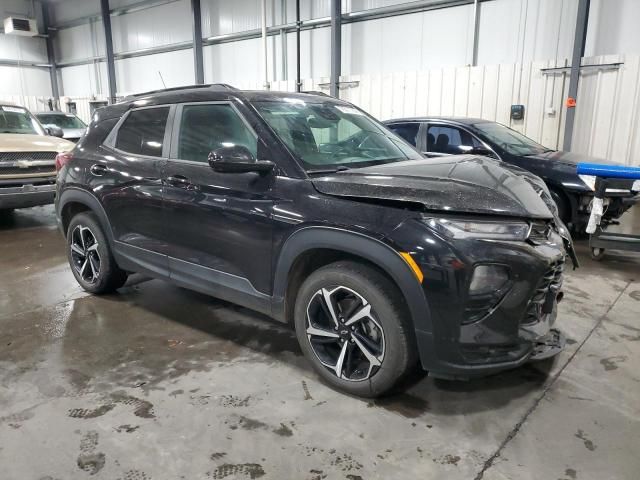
left=61, top=127, right=86, bottom=139
left=0, top=133, right=75, bottom=152
left=312, top=155, right=553, bottom=219
left=524, top=150, right=621, bottom=166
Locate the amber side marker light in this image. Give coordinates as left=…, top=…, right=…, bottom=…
left=399, top=252, right=424, bottom=283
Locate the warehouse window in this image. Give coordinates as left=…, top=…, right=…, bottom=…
left=177, top=104, right=257, bottom=163
left=115, top=107, right=169, bottom=157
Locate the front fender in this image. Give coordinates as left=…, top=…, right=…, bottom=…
left=271, top=226, right=432, bottom=336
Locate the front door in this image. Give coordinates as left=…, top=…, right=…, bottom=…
left=162, top=102, right=275, bottom=312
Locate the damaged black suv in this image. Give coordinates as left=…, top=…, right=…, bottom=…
left=56, top=85, right=576, bottom=397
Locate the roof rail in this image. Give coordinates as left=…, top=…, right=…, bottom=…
left=122, top=83, right=239, bottom=101
left=301, top=90, right=330, bottom=97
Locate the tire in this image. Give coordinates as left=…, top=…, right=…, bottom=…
left=294, top=261, right=416, bottom=398
left=66, top=212, right=128, bottom=294
left=590, top=247, right=606, bottom=261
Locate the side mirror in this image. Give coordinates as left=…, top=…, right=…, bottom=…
left=208, top=145, right=274, bottom=174
left=45, top=126, right=64, bottom=138
left=470, top=146, right=494, bottom=157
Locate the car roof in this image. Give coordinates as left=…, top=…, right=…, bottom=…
left=93, top=84, right=349, bottom=122
left=384, top=116, right=491, bottom=126
left=34, top=111, right=72, bottom=115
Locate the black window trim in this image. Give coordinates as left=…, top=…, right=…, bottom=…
left=104, top=103, right=175, bottom=159
left=168, top=101, right=259, bottom=166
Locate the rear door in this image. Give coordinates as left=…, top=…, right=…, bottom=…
left=96, top=105, right=173, bottom=276
left=161, top=101, right=275, bottom=311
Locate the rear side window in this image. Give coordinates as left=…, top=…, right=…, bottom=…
left=176, top=104, right=257, bottom=163
left=115, top=107, right=169, bottom=157
left=388, top=123, right=419, bottom=146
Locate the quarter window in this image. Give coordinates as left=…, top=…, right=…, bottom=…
left=115, top=107, right=169, bottom=157
left=177, top=104, right=257, bottom=163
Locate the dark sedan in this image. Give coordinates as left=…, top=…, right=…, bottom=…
left=384, top=117, right=640, bottom=231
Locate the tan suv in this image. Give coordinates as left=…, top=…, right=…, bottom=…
left=0, top=102, right=75, bottom=211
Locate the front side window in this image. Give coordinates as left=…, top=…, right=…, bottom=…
left=177, top=104, right=257, bottom=163
left=36, top=113, right=86, bottom=129
left=254, top=100, right=421, bottom=172
left=115, top=107, right=169, bottom=157
left=0, top=105, right=45, bottom=135
left=427, top=125, right=482, bottom=155
left=474, top=122, right=551, bottom=156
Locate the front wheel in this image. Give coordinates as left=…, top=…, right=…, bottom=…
left=294, top=261, right=416, bottom=398
left=67, top=212, right=128, bottom=294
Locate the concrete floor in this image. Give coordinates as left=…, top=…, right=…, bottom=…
left=1, top=206, right=639, bottom=480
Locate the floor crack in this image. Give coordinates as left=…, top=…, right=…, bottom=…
left=473, top=280, right=633, bottom=480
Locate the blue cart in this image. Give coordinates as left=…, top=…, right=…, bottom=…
left=577, top=163, right=640, bottom=260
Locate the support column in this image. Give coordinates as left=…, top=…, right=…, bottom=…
left=471, top=0, right=480, bottom=66
left=42, top=4, right=59, bottom=107
left=563, top=0, right=590, bottom=151
left=191, top=0, right=204, bottom=84
left=295, top=0, right=301, bottom=92
left=100, top=0, right=117, bottom=104
left=330, top=0, right=342, bottom=98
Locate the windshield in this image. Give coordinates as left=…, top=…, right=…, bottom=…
left=474, top=122, right=551, bottom=156
left=0, top=105, right=45, bottom=135
left=36, top=113, right=86, bottom=129
left=254, top=99, right=422, bottom=172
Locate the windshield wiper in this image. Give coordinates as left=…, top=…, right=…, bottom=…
left=306, top=166, right=351, bottom=175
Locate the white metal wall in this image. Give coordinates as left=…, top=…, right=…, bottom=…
left=0, top=0, right=51, bottom=96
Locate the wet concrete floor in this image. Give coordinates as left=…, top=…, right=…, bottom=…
left=1, top=205, right=639, bottom=479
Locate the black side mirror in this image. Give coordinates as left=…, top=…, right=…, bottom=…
left=470, top=146, right=494, bottom=157
left=45, top=126, right=64, bottom=138
left=208, top=145, right=274, bottom=174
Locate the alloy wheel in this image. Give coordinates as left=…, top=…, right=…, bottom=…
left=70, top=225, right=101, bottom=284
left=306, top=285, right=385, bottom=382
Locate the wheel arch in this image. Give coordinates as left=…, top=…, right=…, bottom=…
left=58, top=188, right=115, bottom=246
left=272, top=227, right=432, bottom=336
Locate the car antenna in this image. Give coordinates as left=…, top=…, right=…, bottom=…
left=158, top=71, right=166, bottom=89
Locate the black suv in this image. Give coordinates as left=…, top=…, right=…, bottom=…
left=55, top=85, right=573, bottom=397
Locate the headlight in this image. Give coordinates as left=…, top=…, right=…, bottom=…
left=633, top=180, right=640, bottom=192
left=424, top=217, right=530, bottom=241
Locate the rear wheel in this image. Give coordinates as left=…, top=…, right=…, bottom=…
left=67, top=212, right=128, bottom=293
left=294, top=261, right=416, bottom=398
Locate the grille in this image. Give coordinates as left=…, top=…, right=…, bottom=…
left=0, top=151, right=57, bottom=162
left=523, top=258, right=564, bottom=325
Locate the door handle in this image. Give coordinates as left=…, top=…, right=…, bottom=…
left=166, top=174, right=192, bottom=188
left=90, top=164, right=108, bottom=176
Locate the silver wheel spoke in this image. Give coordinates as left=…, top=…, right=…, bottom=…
left=352, top=333, right=382, bottom=367
left=307, top=325, right=340, bottom=338
left=70, top=243, right=84, bottom=256
left=86, top=243, right=99, bottom=252
left=80, top=259, right=89, bottom=276
left=88, top=255, right=99, bottom=279
left=334, top=341, right=349, bottom=379
left=79, top=228, right=87, bottom=250
left=344, top=303, right=371, bottom=326
left=321, top=288, right=339, bottom=328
